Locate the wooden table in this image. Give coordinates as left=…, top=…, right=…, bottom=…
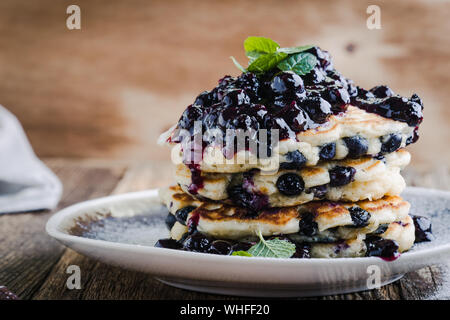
left=1, top=160, right=449, bottom=300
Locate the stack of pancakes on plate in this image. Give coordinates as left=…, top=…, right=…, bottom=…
left=158, top=107, right=427, bottom=259
left=156, top=43, right=431, bottom=259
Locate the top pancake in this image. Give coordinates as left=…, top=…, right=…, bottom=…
left=164, top=106, right=415, bottom=173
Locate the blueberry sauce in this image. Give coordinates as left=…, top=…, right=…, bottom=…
left=227, top=170, right=269, bottom=212
left=171, top=46, right=423, bottom=160
left=187, top=164, right=204, bottom=195
left=187, top=210, right=200, bottom=234
left=412, top=215, right=434, bottom=243
left=365, top=236, right=400, bottom=261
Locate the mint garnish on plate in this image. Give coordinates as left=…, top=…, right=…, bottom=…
left=231, top=230, right=296, bottom=258
left=231, top=36, right=317, bottom=76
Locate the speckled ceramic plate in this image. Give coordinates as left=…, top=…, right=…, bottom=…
left=46, top=187, right=450, bottom=297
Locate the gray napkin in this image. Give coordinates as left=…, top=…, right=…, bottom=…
left=0, top=105, right=62, bottom=213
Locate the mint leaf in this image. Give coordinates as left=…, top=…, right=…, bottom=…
left=231, top=251, right=253, bottom=257
left=246, top=51, right=264, bottom=63
left=277, top=45, right=313, bottom=55
left=230, top=56, right=246, bottom=72
left=247, top=51, right=287, bottom=73
left=247, top=231, right=296, bottom=258
left=277, top=52, right=317, bottom=75
left=244, top=36, right=280, bottom=55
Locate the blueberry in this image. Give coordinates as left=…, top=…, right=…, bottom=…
left=307, top=184, right=328, bottom=199
left=328, top=166, right=356, bottom=187
left=277, top=101, right=309, bottom=132
left=365, top=236, right=399, bottom=260
left=270, top=71, right=304, bottom=95
left=227, top=185, right=269, bottom=212
left=380, top=133, right=402, bottom=153
left=370, top=85, right=395, bottom=98
left=194, top=91, right=215, bottom=108
left=319, top=143, right=336, bottom=160
left=291, top=243, right=311, bottom=258
left=155, top=238, right=183, bottom=250
left=298, top=212, right=318, bottom=237
left=165, top=214, right=177, bottom=230
left=412, top=215, right=434, bottom=243
left=300, top=95, right=332, bottom=123
left=235, top=72, right=260, bottom=101
left=276, top=173, right=305, bottom=196
left=343, top=136, right=369, bottom=158
left=178, top=104, right=203, bottom=130
left=222, top=89, right=251, bottom=108
left=182, top=232, right=212, bottom=252
left=372, top=224, right=389, bottom=235
left=348, top=207, right=371, bottom=228
left=305, top=46, right=333, bottom=71
left=175, top=206, right=196, bottom=225
left=232, top=242, right=253, bottom=252
left=302, top=67, right=326, bottom=85
left=280, top=150, right=307, bottom=170
left=208, top=240, right=233, bottom=255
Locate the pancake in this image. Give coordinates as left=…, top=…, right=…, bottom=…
left=159, top=185, right=410, bottom=241
left=164, top=106, right=415, bottom=173
left=174, top=149, right=409, bottom=208
left=310, top=215, right=415, bottom=258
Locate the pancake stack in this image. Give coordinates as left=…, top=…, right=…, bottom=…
left=156, top=42, right=431, bottom=259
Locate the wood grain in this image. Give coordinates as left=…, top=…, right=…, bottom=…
left=0, top=162, right=442, bottom=300
left=0, top=163, right=125, bottom=299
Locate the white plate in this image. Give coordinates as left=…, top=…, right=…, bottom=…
left=46, top=187, right=450, bottom=297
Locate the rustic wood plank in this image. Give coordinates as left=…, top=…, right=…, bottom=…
left=0, top=163, right=125, bottom=299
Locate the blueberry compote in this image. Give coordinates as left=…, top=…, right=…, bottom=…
left=171, top=47, right=355, bottom=157
left=171, top=46, right=423, bottom=161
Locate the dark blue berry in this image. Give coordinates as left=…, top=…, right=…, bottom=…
left=343, top=136, right=369, bottom=158
left=165, top=214, right=177, bottom=230
left=155, top=238, right=183, bottom=250
left=412, top=215, right=434, bottom=243
left=370, top=85, right=395, bottom=98
left=308, top=184, right=328, bottom=198
left=222, top=89, right=250, bottom=108
left=280, top=150, right=307, bottom=170
left=380, top=133, right=402, bottom=153
left=208, top=240, right=233, bottom=255
left=319, top=143, right=336, bottom=160
left=348, top=207, right=371, bottom=228
left=194, top=91, right=215, bottom=108
left=329, top=166, right=356, bottom=187
left=276, top=173, right=305, bottom=196
left=298, top=212, right=318, bottom=237
left=227, top=185, right=269, bottom=212
left=365, top=236, right=399, bottom=260
left=372, top=224, right=389, bottom=235
left=270, top=71, right=304, bottom=95
left=291, top=243, right=311, bottom=258
left=175, top=206, right=196, bottom=225
left=182, top=232, right=212, bottom=252
left=300, top=95, right=332, bottom=123
left=232, top=242, right=253, bottom=252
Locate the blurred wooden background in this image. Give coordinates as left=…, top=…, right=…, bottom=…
left=0, top=0, right=449, bottom=170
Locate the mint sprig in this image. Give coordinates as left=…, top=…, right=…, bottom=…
left=231, top=36, right=316, bottom=76
left=277, top=52, right=317, bottom=75
left=231, top=230, right=296, bottom=259
left=247, top=52, right=288, bottom=73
